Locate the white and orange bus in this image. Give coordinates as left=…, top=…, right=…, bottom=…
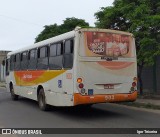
left=5, top=27, right=137, bottom=110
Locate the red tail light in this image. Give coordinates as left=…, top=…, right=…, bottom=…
left=132, top=82, right=136, bottom=87
left=79, top=83, right=84, bottom=88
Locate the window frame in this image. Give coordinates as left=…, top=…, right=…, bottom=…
left=37, top=45, right=49, bottom=70
left=64, top=39, right=74, bottom=54
left=6, top=58, right=10, bottom=76
left=14, top=53, right=21, bottom=70
left=29, top=48, right=37, bottom=60
left=21, top=51, right=28, bottom=61
left=28, top=48, right=38, bottom=70
left=49, top=41, right=63, bottom=70
left=38, top=46, right=48, bottom=59
left=15, top=53, right=20, bottom=62
left=20, top=51, right=28, bottom=70
left=10, top=55, right=15, bottom=71
left=50, top=44, right=57, bottom=57
left=63, top=38, right=74, bottom=70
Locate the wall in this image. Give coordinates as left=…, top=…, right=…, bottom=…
left=0, top=50, right=10, bottom=81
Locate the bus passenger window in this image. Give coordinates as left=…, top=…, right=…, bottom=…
left=14, top=53, right=21, bottom=70
left=50, top=44, right=57, bottom=57
left=37, top=46, right=49, bottom=70
left=29, top=49, right=37, bottom=59
left=28, top=49, right=37, bottom=70
left=64, top=40, right=73, bottom=54
left=6, top=59, right=10, bottom=76
left=63, top=39, right=74, bottom=69
left=39, top=47, right=47, bottom=58
left=10, top=55, right=15, bottom=71
left=21, top=51, right=28, bottom=70
left=49, top=43, right=63, bottom=70
left=57, top=43, right=63, bottom=55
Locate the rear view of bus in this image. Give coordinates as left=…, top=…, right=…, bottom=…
left=74, top=28, right=137, bottom=106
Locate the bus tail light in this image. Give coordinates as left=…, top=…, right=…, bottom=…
left=130, top=77, right=137, bottom=93
left=77, top=78, right=82, bottom=83
left=77, top=77, right=86, bottom=95
left=79, top=83, right=84, bottom=89
left=133, top=77, right=138, bottom=82
left=132, top=82, right=136, bottom=87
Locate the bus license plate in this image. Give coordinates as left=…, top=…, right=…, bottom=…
left=104, top=84, right=114, bottom=89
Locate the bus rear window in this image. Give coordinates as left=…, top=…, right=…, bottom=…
left=80, top=31, right=134, bottom=58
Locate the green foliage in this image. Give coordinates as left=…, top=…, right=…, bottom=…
left=35, top=17, right=89, bottom=42
left=121, top=102, right=160, bottom=110
left=95, top=0, right=160, bottom=67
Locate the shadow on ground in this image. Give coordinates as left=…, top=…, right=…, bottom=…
left=16, top=96, right=126, bottom=120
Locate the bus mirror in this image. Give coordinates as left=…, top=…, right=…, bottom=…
left=2, top=60, right=5, bottom=66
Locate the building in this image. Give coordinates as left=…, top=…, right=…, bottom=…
left=0, top=50, right=11, bottom=81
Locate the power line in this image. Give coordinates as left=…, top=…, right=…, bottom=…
left=0, top=14, right=42, bottom=27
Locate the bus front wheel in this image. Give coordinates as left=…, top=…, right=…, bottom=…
left=10, top=85, right=19, bottom=101
left=38, top=88, right=50, bottom=111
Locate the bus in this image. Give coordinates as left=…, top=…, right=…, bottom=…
left=5, top=27, right=137, bottom=110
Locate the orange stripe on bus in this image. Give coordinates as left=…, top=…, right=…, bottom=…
left=74, top=91, right=137, bottom=106
left=14, top=70, right=66, bottom=86
left=14, top=71, right=45, bottom=82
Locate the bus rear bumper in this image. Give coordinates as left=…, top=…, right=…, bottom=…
left=74, top=91, right=137, bottom=106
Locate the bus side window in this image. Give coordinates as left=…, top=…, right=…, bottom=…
left=63, top=39, right=74, bottom=69
left=57, top=43, right=63, bottom=55
left=37, top=46, right=49, bottom=70
left=14, top=53, right=21, bottom=71
left=49, top=43, right=63, bottom=70
left=28, top=49, right=37, bottom=70
left=6, top=59, right=10, bottom=76
left=21, top=51, right=28, bottom=70
left=10, top=55, right=14, bottom=71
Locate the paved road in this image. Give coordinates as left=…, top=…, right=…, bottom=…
left=0, top=88, right=160, bottom=137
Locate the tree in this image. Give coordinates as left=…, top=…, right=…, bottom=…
left=35, top=17, right=89, bottom=42
left=95, top=0, right=160, bottom=95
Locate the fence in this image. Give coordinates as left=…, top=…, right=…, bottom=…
left=141, top=56, right=160, bottom=94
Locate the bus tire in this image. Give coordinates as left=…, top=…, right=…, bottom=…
left=10, top=84, right=19, bottom=101
left=38, top=88, right=50, bottom=111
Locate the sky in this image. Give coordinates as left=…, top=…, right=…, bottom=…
left=0, top=0, right=114, bottom=51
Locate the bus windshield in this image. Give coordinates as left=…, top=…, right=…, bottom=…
left=79, top=31, right=135, bottom=58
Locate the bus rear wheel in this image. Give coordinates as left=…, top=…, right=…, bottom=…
left=10, top=84, right=19, bottom=101
left=38, top=88, right=50, bottom=111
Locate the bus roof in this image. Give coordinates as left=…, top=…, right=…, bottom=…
left=8, top=30, right=75, bottom=56
left=81, top=28, right=133, bottom=36
left=7, top=28, right=133, bottom=57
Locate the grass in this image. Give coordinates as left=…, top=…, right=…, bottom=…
left=0, top=85, right=6, bottom=88
left=0, top=83, right=6, bottom=88
left=119, top=102, right=160, bottom=110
